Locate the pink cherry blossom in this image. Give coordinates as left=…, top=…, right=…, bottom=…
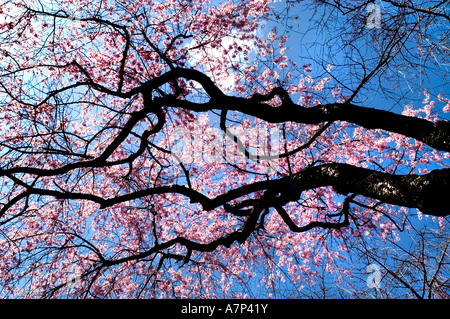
left=0, top=0, right=448, bottom=300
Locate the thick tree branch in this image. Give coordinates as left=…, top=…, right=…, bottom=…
left=283, top=163, right=450, bottom=217
left=5, top=162, right=449, bottom=218
left=147, top=68, right=450, bottom=153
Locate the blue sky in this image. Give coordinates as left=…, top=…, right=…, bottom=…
left=248, top=0, right=450, bottom=298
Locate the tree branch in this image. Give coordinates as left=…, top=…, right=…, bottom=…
left=144, top=68, right=450, bottom=153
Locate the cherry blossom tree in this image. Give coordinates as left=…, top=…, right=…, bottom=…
left=0, top=0, right=448, bottom=298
